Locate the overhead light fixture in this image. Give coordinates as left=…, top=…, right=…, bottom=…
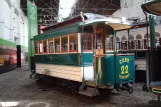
left=105, top=22, right=108, bottom=24
left=32, top=0, right=36, bottom=6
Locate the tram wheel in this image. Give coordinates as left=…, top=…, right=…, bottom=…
left=128, top=86, right=133, bottom=94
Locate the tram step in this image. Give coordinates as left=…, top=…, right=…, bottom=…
left=79, top=87, right=99, bottom=97
left=86, top=79, right=96, bottom=82
left=85, top=80, right=96, bottom=87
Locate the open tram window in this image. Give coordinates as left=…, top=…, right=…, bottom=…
left=116, top=37, right=120, bottom=50
left=61, top=36, right=68, bottom=52
left=94, top=28, right=104, bottom=49
left=121, top=41, right=128, bottom=50
left=128, top=35, right=135, bottom=50
left=129, top=41, right=135, bottom=49
left=69, top=34, right=78, bottom=52
left=83, top=33, right=93, bottom=51
left=39, top=41, right=43, bottom=53
left=55, top=37, right=60, bottom=53
left=121, top=36, right=127, bottom=50
left=144, top=33, right=150, bottom=49
left=136, top=34, right=143, bottom=49
left=48, top=38, right=54, bottom=53
left=43, top=40, right=48, bottom=53
left=136, top=40, right=143, bottom=49
left=95, top=33, right=103, bottom=49
left=34, top=42, right=39, bottom=54
left=105, top=35, right=114, bottom=51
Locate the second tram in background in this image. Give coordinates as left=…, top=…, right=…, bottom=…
left=116, top=25, right=161, bottom=82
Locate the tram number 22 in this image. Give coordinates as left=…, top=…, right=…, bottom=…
left=121, top=65, right=128, bottom=75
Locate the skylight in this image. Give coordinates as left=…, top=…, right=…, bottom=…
left=58, top=0, right=77, bottom=22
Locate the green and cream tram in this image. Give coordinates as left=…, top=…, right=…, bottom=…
left=32, top=13, right=135, bottom=96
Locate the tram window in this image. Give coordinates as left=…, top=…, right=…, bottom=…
left=61, top=36, right=68, bottom=52
left=49, top=39, right=54, bottom=53
left=95, top=33, right=103, bottom=49
left=144, top=39, right=149, bottom=49
left=69, top=34, right=78, bottom=52
left=55, top=37, right=60, bottom=53
left=83, top=34, right=93, bottom=51
left=34, top=42, right=39, bottom=54
left=136, top=40, right=143, bottom=49
left=105, top=36, right=114, bottom=50
left=43, top=40, right=48, bottom=53
left=39, top=41, right=43, bottom=53
left=121, top=41, right=127, bottom=50
left=116, top=42, right=120, bottom=50
left=129, top=41, right=135, bottom=49
left=156, top=38, right=161, bottom=47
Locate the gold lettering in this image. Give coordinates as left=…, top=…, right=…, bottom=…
left=119, top=74, right=130, bottom=79
left=119, top=58, right=130, bottom=64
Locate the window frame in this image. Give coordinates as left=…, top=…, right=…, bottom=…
left=116, top=42, right=121, bottom=50
left=96, top=28, right=104, bottom=50
left=143, top=39, right=149, bottom=49
left=129, top=40, right=135, bottom=50
left=48, top=38, right=54, bottom=53
left=69, top=33, right=78, bottom=52
left=82, top=33, right=93, bottom=52
left=34, top=41, right=39, bottom=54
left=135, top=39, right=143, bottom=49
left=105, top=36, right=114, bottom=52
left=61, top=35, right=69, bottom=53
left=121, top=41, right=128, bottom=50
left=54, top=37, right=61, bottom=53
left=43, top=39, right=49, bottom=53
left=39, top=40, right=43, bottom=54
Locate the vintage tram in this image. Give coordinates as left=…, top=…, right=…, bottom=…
left=32, top=13, right=135, bottom=97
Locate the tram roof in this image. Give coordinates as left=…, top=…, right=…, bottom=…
left=42, top=13, right=131, bottom=32
left=34, top=13, right=131, bottom=41
left=141, top=0, right=161, bottom=16
left=42, top=13, right=107, bottom=32
left=82, top=17, right=131, bottom=30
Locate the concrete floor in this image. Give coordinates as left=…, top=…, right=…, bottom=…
left=0, top=66, right=157, bottom=107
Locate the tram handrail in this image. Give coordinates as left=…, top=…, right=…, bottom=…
left=94, top=53, right=134, bottom=57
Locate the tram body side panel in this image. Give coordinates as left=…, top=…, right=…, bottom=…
left=36, top=64, right=82, bottom=82
left=35, top=53, right=95, bottom=82
left=94, top=55, right=135, bottom=86
left=116, top=55, right=135, bottom=83
left=81, top=52, right=94, bottom=81
left=95, top=56, right=115, bottom=86
left=35, top=53, right=83, bottom=82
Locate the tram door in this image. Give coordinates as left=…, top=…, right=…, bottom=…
left=94, top=28, right=104, bottom=55
left=93, top=28, right=104, bottom=70
left=93, top=28, right=106, bottom=84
